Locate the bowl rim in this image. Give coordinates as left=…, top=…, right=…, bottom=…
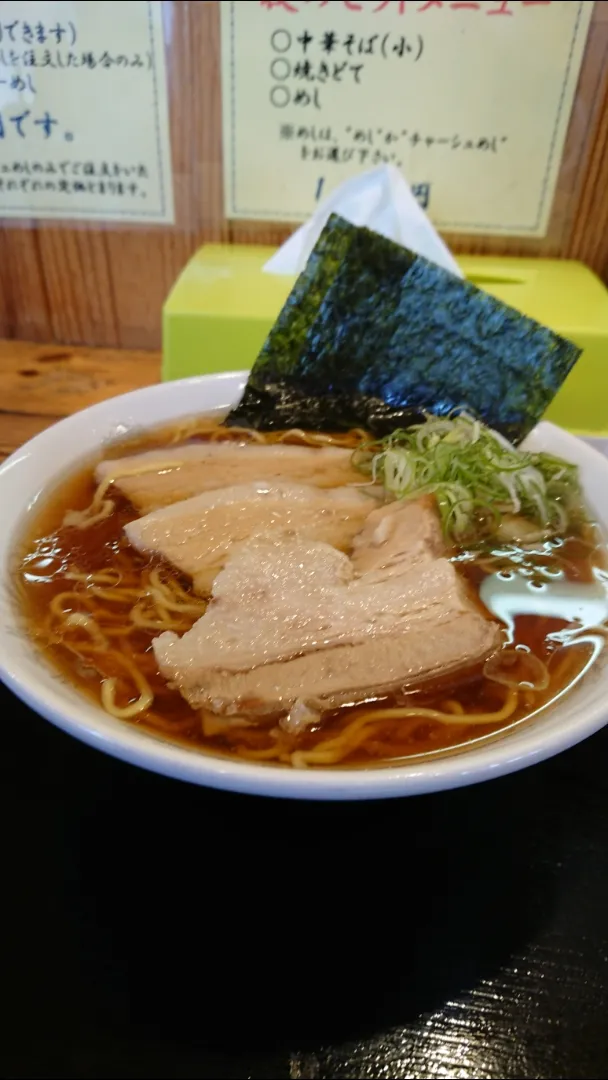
left=1, top=371, right=607, bottom=801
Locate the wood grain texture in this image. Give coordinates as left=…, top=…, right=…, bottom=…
left=0, top=411, right=63, bottom=460
left=0, top=341, right=160, bottom=460
left=0, top=0, right=606, bottom=351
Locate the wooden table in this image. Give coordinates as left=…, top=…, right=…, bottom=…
left=0, top=340, right=160, bottom=463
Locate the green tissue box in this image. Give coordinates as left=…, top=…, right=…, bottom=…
left=162, top=245, right=608, bottom=438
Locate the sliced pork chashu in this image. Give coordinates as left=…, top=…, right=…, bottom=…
left=97, top=442, right=362, bottom=514
left=351, top=495, right=445, bottom=579
left=153, top=499, right=500, bottom=716
left=125, top=480, right=376, bottom=594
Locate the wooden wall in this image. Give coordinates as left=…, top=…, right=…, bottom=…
left=0, top=0, right=607, bottom=351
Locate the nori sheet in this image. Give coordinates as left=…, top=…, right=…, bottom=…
left=226, top=214, right=581, bottom=444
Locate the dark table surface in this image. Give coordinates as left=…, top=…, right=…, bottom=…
left=3, top=675, right=608, bottom=1080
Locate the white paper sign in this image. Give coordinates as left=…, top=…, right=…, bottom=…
left=0, top=0, right=173, bottom=223
left=221, top=0, right=593, bottom=236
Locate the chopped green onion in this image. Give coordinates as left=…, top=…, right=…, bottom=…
left=353, top=412, right=584, bottom=544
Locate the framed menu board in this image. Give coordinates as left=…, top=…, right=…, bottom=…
left=0, top=0, right=173, bottom=224
left=222, top=0, right=593, bottom=237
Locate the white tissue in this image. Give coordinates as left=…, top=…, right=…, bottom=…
left=263, top=164, right=462, bottom=279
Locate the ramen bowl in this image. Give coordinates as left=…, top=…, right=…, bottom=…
left=0, top=372, right=607, bottom=801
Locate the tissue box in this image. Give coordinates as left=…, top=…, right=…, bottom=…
left=162, top=245, right=608, bottom=438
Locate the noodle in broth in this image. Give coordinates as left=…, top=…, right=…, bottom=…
left=15, top=417, right=608, bottom=769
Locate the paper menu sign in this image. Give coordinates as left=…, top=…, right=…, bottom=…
left=0, top=0, right=173, bottom=224
left=221, top=0, right=593, bottom=237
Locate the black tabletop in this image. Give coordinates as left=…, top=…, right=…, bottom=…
left=3, top=678, right=608, bottom=1080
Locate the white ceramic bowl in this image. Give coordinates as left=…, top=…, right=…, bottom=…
left=1, top=371, right=607, bottom=801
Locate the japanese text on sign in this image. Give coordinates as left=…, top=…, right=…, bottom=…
left=258, top=2, right=554, bottom=15
left=222, top=0, right=593, bottom=235
left=0, top=1, right=173, bottom=223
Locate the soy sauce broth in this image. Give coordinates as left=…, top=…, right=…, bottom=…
left=13, top=420, right=608, bottom=769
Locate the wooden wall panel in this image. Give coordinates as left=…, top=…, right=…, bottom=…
left=0, top=0, right=606, bottom=352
